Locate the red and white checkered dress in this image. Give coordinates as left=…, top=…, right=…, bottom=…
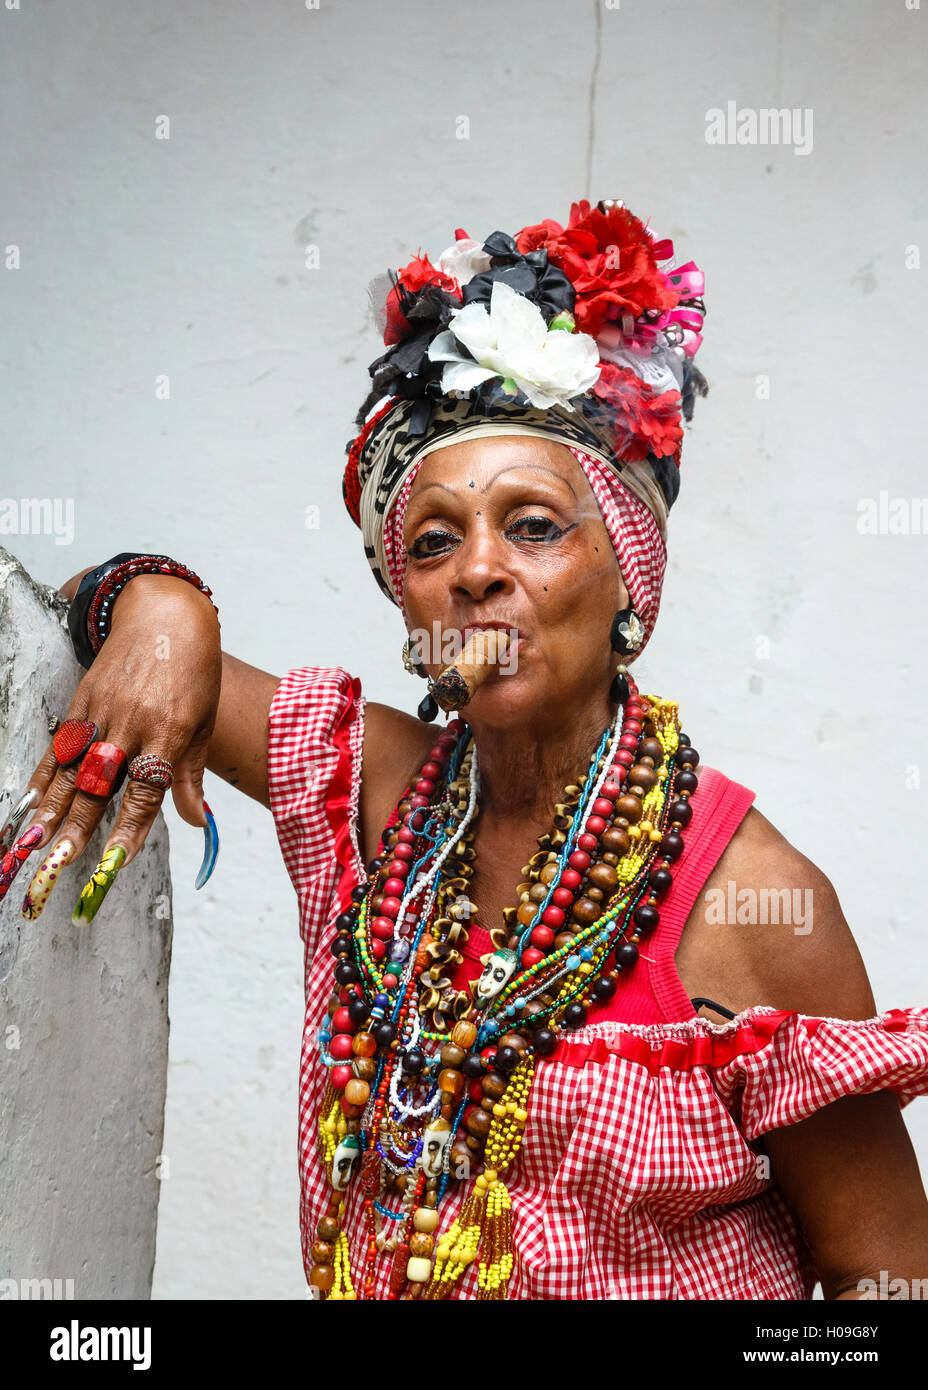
left=267, top=666, right=928, bottom=1300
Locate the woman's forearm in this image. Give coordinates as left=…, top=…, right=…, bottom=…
left=58, top=566, right=95, bottom=601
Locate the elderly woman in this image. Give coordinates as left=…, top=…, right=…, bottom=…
left=4, top=198, right=928, bottom=1302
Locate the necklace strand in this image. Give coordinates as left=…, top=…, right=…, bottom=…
left=310, top=682, right=700, bottom=1300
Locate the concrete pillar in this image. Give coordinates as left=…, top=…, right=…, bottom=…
left=0, top=546, right=172, bottom=1300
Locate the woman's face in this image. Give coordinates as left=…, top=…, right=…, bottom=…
left=402, top=435, right=628, bottom=728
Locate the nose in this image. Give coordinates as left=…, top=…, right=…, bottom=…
left=448, top=521, right=513, bottom=602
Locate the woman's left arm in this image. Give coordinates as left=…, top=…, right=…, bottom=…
left=704, top=808, right=928, bottom=1299
left=762, top=1090, right=928, bottom=1299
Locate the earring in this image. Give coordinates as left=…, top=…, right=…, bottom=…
left=402, top=637, right=421, bottom=676
left=417, top=692, right=439, bottom=723
left=609, top=607, right=643, bottom=705
left=609, top=666, right=630, bottom=705
left=403, top=638, right=439, bottom=722
left=609, top=607, right=645, bottom=656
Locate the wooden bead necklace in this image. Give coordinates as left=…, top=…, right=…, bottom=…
left=312, top=676, right=700, bottom=1299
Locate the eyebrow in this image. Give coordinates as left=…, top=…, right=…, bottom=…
left=410, top=463, right=577, bottom=503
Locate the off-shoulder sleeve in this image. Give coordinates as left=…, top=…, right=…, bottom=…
left=711, top=1006, right=928, bottom=1139
left=266, top=666, right=365, bottom=945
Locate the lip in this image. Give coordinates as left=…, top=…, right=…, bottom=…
left=459, top=622, right=526, bottom=664
left=460, top=622, right=525, bottom=641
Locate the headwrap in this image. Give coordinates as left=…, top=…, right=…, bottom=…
left=342, top=198, right=708, bottom=662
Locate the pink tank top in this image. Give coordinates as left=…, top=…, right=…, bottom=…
left=448, top=766, right=756, bottom=1025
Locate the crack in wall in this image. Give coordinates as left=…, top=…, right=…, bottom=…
left=585, top=0, right=603, bottom=199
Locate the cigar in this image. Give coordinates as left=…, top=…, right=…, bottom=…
left=431, top=629, right=513, bottom=711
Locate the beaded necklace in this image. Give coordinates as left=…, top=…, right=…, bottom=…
left=311, top=677, right=700, bottom=1300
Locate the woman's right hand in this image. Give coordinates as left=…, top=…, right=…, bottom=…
left=2, top=574, right=222, bottom=920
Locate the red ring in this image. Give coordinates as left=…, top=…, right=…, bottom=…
left=74, top=741, right=128, bottom=798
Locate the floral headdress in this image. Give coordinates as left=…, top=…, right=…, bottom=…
left=343, top=198, right=707, bottom=606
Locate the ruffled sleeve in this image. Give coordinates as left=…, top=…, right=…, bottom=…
left=266, top=666, right=365, bottom=946
left=711, top=1005, right=928, bottom=1139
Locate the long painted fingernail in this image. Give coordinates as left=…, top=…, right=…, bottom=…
left=72, top=844, right=127, bottom=926
left=0, top=788, right=40, bottom=851
left=0, top=823, right=45, bottom=902
left=21, top=838, right=77, bottom=921
left=195, top=800, right=219, bottom=889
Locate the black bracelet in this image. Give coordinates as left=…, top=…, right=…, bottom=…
left=67, top=551, right=219, bottom=668
left=67, top=553, right=146, bottom=670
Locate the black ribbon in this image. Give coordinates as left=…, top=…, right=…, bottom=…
left=461, top=231, right=575, bottom=322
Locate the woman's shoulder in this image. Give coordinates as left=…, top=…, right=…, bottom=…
left=265, top=668, right=430, bottom=890
left=679, top=791, right=878, bottom=1022
left=359, top=700, right=439, bottom=865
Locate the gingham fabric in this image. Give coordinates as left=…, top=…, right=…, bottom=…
left=267, top=666, right=928, bottom=1300
left=382, top=445, right=667, bottom=661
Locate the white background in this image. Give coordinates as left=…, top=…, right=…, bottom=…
left=3, top=0, right=927, bottom=1298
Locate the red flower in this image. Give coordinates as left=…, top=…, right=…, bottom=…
left=383, top=253, right=460, bottom=345
left=516, top=201, right=680, bottom=340
left=591, top=363, right=684, bottom=462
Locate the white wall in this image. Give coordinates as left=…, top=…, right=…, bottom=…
left=4, top=0, right=927, bottom=1298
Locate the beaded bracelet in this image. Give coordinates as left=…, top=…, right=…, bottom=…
left=67, top=553, right=219, bottom=669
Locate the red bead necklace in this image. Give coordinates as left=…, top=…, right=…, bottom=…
left=311, top=679, right=700, bottom=1299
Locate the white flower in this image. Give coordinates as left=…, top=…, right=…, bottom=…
left=618, top=612, right=645, bottom=651
left=438, top=237, right=492, bottom=288
left=427, top=280, right=601, bottom=410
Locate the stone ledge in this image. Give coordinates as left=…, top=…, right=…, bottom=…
left=0, top=546, right=172, bottom=1299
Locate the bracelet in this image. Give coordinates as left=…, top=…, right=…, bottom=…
left=67, top=553, right=219, bottom=669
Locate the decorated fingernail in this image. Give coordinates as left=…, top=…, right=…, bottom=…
left=0, top=823, right=45, bottom=902
left=21, top=838, right=77, bottom=921
left=72, top=844, right=127, bottom=926
left=0, top=788, right=40, bottom=851
left=195, top=801, right=219, bottom=890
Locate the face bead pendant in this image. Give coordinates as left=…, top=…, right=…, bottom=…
left=418, top=1118, right=453, bottom=1180
left=331, top=1134, right=361, bottom=1192
left=474, top=947, right=519, bottom=1003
